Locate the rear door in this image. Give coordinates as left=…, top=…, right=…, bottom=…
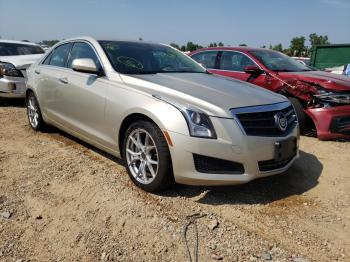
left=190, top=50, right=219, bottom=73
left=34, top=42, right=72, bottom=121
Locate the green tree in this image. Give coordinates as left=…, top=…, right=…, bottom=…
left=239, top=43, right=247, bottom=46
left=290, top=36, right=306, bottom=56
left=170, top=43, right=180, bottom=50
left=38, top=40, right=60, bottom=47
left=218, top=42, right=224, bottom=47
left=309, top=33, right=330, bottom=48
left=272, top=43, right=283, bottom=52
left=184, top=42, right=203, bottom=52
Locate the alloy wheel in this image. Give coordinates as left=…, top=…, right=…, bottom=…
left=125, top=128, right=159, bottom=185
left=27, top=95, right=39, bottom=128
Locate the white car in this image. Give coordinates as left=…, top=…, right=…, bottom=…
left=0, top=40, right=45, bottom=97
left=325, top=64, right=350, bottom=77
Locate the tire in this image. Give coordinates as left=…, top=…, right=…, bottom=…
left=26, top=92, right=46, bottom=131
left=123, top=120, right=173, bottom=192
left=288, top=97, right=306, bottom=132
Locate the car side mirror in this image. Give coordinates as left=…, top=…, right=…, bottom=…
left=72, top=58, right=101, bottom=75
left=244, top=65, right=263, bottom=75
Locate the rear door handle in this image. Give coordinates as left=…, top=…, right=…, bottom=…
left=34, top=69, right=40, bottom=74
left=58, top=77, right=68, bottom=84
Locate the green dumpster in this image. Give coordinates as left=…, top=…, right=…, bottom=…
left=310, top=44, right=350, bottom=70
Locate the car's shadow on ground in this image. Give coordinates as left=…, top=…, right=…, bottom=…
left=0, top=97, right=26, bottom=107
left=45, top=126, right=323, bottom=205
left=160, top=151, right=323, bottom=205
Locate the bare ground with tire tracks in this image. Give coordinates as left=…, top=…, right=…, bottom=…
left=0, top=98, right=349, bottom=262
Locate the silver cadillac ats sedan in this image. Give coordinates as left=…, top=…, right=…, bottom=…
left=26, top=37, right=299, bottom=192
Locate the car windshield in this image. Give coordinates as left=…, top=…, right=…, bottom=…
left=249, top=50, right=312, bottom=72
left=0, top=42, right=45, bottom=56
left=99, top=40, right=206, bottom=74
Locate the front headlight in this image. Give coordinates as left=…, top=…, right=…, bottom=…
left=182, top=107, right=217, bottom=138
left=153, top=95, right=217, bottom=139
left=0, top=62, right=23, bottom=77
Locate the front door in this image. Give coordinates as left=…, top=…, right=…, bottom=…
left=215, top=51, right=267, bottom=87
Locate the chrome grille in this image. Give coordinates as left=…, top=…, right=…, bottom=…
left=231, top=102, right=297, bottom=137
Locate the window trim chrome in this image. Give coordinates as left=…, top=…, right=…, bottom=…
left=39, top=39, right=106, bottom=76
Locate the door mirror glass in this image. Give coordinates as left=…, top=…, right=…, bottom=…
left=72, top=58, right=99, bottom=74
left=244, top=65, right=263, bottom=75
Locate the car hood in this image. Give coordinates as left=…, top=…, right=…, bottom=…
left=120, top=73, right=286, bottom=118
left=279, top=70, right=350, bottom=91
left=0, top=54, right=44, bottom=69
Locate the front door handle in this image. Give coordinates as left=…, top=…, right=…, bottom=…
left=58, top=77, right=68, bottom=84
left=34, top=69, right=40, bottom=74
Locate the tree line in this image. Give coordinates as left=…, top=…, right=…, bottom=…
left=36, top=33, right=330, bottom=58
left=169, top=33, right=330, bottom=57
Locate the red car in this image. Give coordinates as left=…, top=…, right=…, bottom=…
left=189, top=47, right=350, bottom=140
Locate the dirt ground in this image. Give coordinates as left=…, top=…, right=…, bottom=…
left=0, top=98, right=349, bottom=262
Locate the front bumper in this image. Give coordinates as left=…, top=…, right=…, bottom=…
left=306, top=105, right=350, bottom=140
left=0, top=76, right=27, bottom=98
left=168, top=117, right=299, bottom=186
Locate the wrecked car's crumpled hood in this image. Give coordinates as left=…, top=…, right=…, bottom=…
left=280, top=71, right=350, bottom=91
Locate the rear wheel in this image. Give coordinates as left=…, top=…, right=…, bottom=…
left=123, top=120, right=173, bottom=192
left=26, top=92, right=46, bottom=131
left=289, top=97, right=306, bottom=132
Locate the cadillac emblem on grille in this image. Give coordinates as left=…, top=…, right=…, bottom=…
left=274, top=112, right=288, bottom=132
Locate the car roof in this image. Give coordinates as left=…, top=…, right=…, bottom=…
left=62, top=36, right=157, bottom=44
left=0, top=39, right=40, bottom=46
left=190, top=46, right=270, bottom=53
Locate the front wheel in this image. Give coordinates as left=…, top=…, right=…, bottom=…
left=26, top=92, right=46, bottom=131
left=288, top=97, right=306, bottom=132
left=123, top=120, right=173, bottom=192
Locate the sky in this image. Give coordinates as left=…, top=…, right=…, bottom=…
left=0, top=0, right=349, bottom=48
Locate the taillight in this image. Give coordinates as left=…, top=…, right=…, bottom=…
left=0, top=62, right=23, bottom=77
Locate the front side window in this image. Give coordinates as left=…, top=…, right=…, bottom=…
left=0, top=42, right=45, bottom=56
left=191, top=51, right=218, bottom=69
left=99, top=41, right=206, bottom=74
left=49, top=43, right=72, bottom=67
left=249, top=50, right=312, bottom=72
left=42, top=52, right=52, bottom=65
left=219, top=51, right=255, bottom=71
left=67, top=42, right=102, bottom=70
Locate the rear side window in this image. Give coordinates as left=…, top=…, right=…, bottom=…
left=191, top=51, right=218, bottom=69
left=219, top=51, right=255, bottom=71
left=0, top=42, right=45, bottom=56
left=49, top=43, right=72, bottom=67
left=67, top=42, right=102, bottom=70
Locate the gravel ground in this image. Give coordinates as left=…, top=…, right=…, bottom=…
left=0, top=98, right=349, bottom=262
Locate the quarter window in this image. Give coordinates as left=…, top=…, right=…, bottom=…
left=191, top=51, right=218, bottom=69
left=67, top=42, right=102, bottom=70
left=219, top=51, right=255, bottom=71
left=49, top=43, right=72, bottom=67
